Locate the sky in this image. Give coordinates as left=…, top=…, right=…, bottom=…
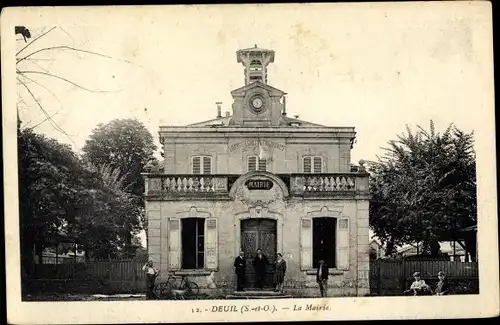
left=15, top=4, right=493, bottom=166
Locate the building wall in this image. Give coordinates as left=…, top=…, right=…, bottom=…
left=162, top=137, right=352, bottom=174
left=145, top=195, right=370, bottom=297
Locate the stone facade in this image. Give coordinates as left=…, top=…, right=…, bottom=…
left=143, top=46, right=370, bottom=297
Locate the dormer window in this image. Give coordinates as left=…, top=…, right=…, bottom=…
left=192, top=156, right=212, bottom=174
left=303, top=156, right=323, bottom=173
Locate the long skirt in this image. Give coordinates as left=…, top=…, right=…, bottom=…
left=275, top=272, right=285, bottom=285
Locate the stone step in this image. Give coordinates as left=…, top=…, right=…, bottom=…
left=233, top=290, right=285, bottom=296
left=226, top=294, right=293, bottom=299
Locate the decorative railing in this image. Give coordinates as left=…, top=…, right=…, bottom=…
left=289, top=173, right=369, bottom=196
left=144, top=174, right=229, bottom=199
left=143, top=172, right=369, bottom=199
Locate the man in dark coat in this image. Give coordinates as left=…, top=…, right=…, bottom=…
left=252, top=248, right=268, bottom=289
left=316, top=259, right=329, bottom=297
left=234, top=251, right=246, bottom=291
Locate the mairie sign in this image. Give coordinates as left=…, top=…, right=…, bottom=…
left=245, top=179, right=274, bottom=190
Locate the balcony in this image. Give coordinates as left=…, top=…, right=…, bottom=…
left=143, top=173, right=369, bottom=200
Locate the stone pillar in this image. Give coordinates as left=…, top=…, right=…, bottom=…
left=356, top=200, right=370, bottom=296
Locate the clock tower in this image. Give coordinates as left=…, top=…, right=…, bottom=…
left=230, top=45, right=287, bottom=127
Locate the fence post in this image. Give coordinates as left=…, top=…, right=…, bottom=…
left=377, top=260, right=381, bottom=295
left=401, top=259, right=406, bottom=292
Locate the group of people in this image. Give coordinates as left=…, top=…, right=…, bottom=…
left=404, top=271, right=451, bottom=296
left=234, top=249, right=330, bottom=297
left=234, top=249, right=287, bottom=293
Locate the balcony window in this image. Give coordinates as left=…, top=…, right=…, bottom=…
left=303, top=156, right=323, bottom=173
left=192, top=156, right=212, bottom=174
left=248, top=156, right=267, bottom=172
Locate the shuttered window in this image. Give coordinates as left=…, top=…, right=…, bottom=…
left=300, top=216, right=350, bottom=271
left=336, top=218, right=349, bottom=270
left=170, top=217, right=219, bottom=271
left=192, top=156, right=212, bottom=174
left=168, top=218, right=181, bottom=271
left=248, top=156, right=267, bottom=172
left=300, top=217, right=313, bottom=270
left=204, top=218, right=218, bottom=270
left=303, top=156, right=323, bottom=173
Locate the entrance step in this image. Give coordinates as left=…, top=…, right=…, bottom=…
left=226, top=294, right=293, bottom=299
left=233, top=290, right=285, bottom=296
left=226, top=290, right=293, bottom=299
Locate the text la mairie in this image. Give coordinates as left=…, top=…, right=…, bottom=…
left=143, top=45, right=371, bottom=297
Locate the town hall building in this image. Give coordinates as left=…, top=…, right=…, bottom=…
left=143, top=45, right=371, bottom=297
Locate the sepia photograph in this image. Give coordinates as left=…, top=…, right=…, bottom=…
left=2, top=2, right=498, bottom=324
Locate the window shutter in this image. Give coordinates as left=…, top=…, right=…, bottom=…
left=300, top=217, right=313, bottom=270
left=313, top=157, right=322, bottom=173
left=248, top=156, right=257, bottom=172
left=258, top=159, right=267, bottom=171
left=203, top=157, right=212, bottom=174
left=303, top=157, right=312, bottom=173
left=336, top=218, right=349, bottom=270
left=192, top=157, right=201, bottom=174
left=204, top=218, right=218, bottom=270
left=168, top=218, right=181, bottom=271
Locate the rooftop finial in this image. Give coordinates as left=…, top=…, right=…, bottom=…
left=254, top=44, right=257, bottom=48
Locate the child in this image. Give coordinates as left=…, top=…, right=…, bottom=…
left=434, top=271, right=450, bottom=296
left=405, top=272, right=431, bottom=296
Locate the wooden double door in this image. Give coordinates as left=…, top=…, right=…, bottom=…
left=241, top=218, right=277, bottom=289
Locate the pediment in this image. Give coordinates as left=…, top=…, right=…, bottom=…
left=230, top=81, right=285, bottom=98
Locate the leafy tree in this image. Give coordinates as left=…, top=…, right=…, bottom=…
left=18, top=128, right=90, bottom=272
left=368, top=121, right=477, bottom=260
left=82, top=119, right=156, bottom=245
left=82, top=119, right=157, bottom=198
left=19, top=129, right=143, bottom=273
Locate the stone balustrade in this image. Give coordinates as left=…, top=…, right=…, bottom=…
left=144, top=174, right=229, bottom=199
left=289, top=173, right=369, bottom=196
left=143, top=172, right=369, bottom=199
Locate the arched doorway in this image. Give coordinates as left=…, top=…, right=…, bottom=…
left=241, top=218, right=277, bottom=289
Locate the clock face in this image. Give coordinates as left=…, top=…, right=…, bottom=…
left=249, top=95, right=266, bottom=113
left=252, top=97, right=263, bottom=109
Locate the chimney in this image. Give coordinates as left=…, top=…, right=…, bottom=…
left=216, top=102, right=222, bottom=118
left=225, top=111, right=230, bottom=117
left=282, top=94, right=287, bottom=116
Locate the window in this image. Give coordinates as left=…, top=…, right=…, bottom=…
left=300, top=216, right=349, bottom=271
left=248, top=156, right=267, bottom=172
left=312, top=217, right=336, bottom=268
left=303, top=156, right=323, bottom=173
left=181, top=218, right=205, bottom=269
left=192, top=156, right=212, bottom=174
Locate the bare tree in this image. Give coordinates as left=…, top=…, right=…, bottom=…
left=15, top=25, right=136, bottom=142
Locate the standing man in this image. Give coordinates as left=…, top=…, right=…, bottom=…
left=316, top=260, right=329, bottom=297
left=142, top=260, right=159, bottom=300
left=234, top=251, right=246, bottom=291
left=252, top=248, right=268, bottom=289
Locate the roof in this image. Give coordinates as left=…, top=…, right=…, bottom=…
left=237, top=44, right=274, bottom=53
left=187, top=114, right=329, bottom=128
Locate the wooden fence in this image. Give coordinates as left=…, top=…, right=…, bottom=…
left=26, top=259, right=147, bottom=294
left=369, top=259, right=479, bottom=295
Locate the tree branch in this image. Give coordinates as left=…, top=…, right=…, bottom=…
left=17, top=70, right=121, bottom=93
left=17, top=45, right=139, bottom=67
left=16, top=26, right=57, bottom=56
left=17, top=77, right=75, bottom=145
